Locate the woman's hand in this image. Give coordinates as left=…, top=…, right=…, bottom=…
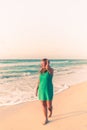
left=46, top=60, right=54, bottom=75
left=46, top=60, right=50, bottom=70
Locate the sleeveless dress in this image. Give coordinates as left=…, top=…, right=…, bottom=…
left=38, top=71, right=53, bottom=101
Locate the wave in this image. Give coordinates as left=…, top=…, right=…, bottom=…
left=0, top=59, right=87, bottom=107
left=0, top=59, right=40, bottom=64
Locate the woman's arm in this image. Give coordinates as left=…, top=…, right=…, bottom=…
left=46, top=60, right=54, bottom=75
left=35, top=79, right=39, bottom=96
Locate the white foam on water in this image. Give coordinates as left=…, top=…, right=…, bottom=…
left=0, top=63, right=87, bottom=107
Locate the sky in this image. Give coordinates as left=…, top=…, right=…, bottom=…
left=0, top=0, right=87, bottom=59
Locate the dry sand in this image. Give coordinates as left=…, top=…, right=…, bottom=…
left=0, top=81, right=87, bottom=130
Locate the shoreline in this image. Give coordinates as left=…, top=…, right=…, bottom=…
left=0, top=78, right=87, bottom=107
left=0, top=81, right=87, bottom=130
left=1, top=60, right=87, bottom=107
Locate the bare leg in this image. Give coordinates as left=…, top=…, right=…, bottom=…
left=40, top=101, right=48, bottom=124
left=47, top=100, right=53, bottom=117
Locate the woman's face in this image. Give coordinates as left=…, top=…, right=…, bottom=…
left=41, top=61, right=46, bottom=69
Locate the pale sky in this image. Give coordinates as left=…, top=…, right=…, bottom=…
left=0, top=0, right=87, bottom=59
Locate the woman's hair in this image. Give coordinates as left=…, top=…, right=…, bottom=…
left=42, top=58, right=50, bottom=65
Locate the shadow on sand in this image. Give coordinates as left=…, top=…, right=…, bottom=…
left=48, top=110, right=87, bottom=124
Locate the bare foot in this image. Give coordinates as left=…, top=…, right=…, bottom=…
left=42, top=119, right=48, bottom=125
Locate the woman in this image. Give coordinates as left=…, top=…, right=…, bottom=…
left=36, top=58, right=54, bottom=125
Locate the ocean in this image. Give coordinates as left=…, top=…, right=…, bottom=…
left=0, top=59, right=87, bottom=107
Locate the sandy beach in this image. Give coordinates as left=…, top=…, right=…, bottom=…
left=0, top=81, right=87, bottom=130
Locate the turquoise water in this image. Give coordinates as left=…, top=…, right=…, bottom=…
left=0, top=59, right=87, bottom=79
left=0, top=59, right=87, bottom=106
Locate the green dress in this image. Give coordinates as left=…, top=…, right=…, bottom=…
left=38, top=71, right=53, bottom=101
